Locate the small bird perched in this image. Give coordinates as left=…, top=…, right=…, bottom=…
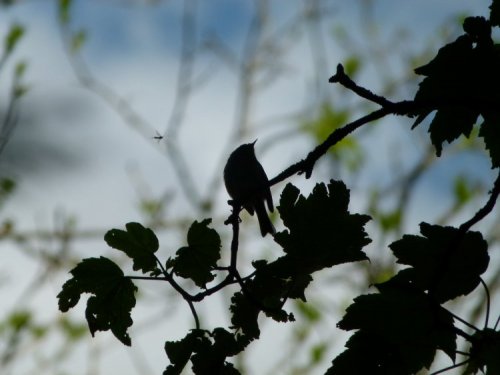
left=223, top=140, right=275, bottom=237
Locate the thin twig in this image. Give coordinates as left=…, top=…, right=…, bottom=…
left=329, top=64, right=394, bottom=108
left=269, top=106, right=392, bottom=183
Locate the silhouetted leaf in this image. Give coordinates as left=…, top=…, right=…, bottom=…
left=427, top=108, right=479, bottom=156
left=275, top=180, right=371, bottom=272
left=390, top=222, right=489, bottom=302
left=164, top=329, right=242, bottom=375
left=190, top=329, right=242, bottom=375
left=164, top=330, right=205, bottom=375
left=331, top=285, right=456, bottom=374
left=326, top=331, right=404, bottom=375
left=412, top=18, right=500, bottom=158
left=412, top=34, right=475, bottom=151
left=57, top=257, right=137, bottom=346
left=491, top=0, right=500, bottom=26
left=229, top=291, right=260, bottom=343
left=463, top=16, right=492, bottom=43
left=105, top=222, right=159, bottom=275
left=414, top=35, right=473, bottom=78
left=465, top=328, right=500, bottom=375
left=167, top=219, right=221, bottom=288
left=479, top=112, right=500, bottom=168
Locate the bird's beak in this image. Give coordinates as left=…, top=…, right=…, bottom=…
left=252, top=139, right=258, bottom=146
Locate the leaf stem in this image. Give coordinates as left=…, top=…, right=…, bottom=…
left=429, top=359, right=470, bottom=375
left=494, top=314, right=500, bottom=330
left=187, top=300, right=200, bottom=330
left=479, top=277, right=490, bottom=328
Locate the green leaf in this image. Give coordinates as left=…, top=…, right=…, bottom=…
left=454, top=175, right=475, bottom=204
left=490, top=0, right=500, bottom=27
left=275, top=180, right=371, bottom=272
left=479, top=113, right=500, bottom=168
left=295, top=300, right=321, bottom=323
left=0, top=178, right=15, bottom=203
left=330, top=285, right=456, bottom=374
left=71, top=29, right=87, bottom=54
left=343, top=56, right=361, bottom=77
left=8, top=310, right=31, bottom=331
left=104, top=222, right=159, bottom=275
left=378, top=208, right=402, bottom=232
left=389, top=222, right=489, bottom=302
left=302, top=104, right=362, bottom=171
left=310, top=342, right=327, bottom=364
left=58, top=317, right=87, bottom=341
left=4, top=23, right=24, bottom=55
left=14, top=61, right=27, bottom=78
left=57, top=257, right=137, bottom=346
left=168, top=219, right=221, bottom=288
left=58, top=0, right=72, bottom=24
left=465, top=329, right=500, bottom=375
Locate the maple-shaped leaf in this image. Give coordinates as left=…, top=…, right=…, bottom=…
left=275, top=180, right=371, bottom=272
left=389, top=222, right=489, bottom=303
left=326, top=331, right=405, bottom=375
left=104, top=222, right=159, bottom=275
left=412, top=18, right=500, bottom=159
left=167, top=219, right=221, bottom=288
left=427, top=108, right=479, bottom=157
left=57, top=257, right=137, bottom=346
left=479, top=112, right=500, bottom=168
left=412, top=34, right=480, bottom=156
left=329, top=285, right=456, bottom=374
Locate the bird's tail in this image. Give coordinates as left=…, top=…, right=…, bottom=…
left=255, top=200, right=275, bottom=237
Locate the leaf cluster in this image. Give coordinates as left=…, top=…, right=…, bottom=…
left=411, top=13, right=500, bottom=168
left=327, top=223, right=490, bottom=374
